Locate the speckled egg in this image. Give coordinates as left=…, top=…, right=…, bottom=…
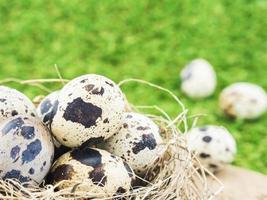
left=219, top=82, right=267, bottom=119
left=36, top=91, right=71, bottom=160
left=103, top=112, right=165, bottom=176
left=47, top=147, right=135, bottom=197
left=0, top=115, right=54, bottom=183
left=37, top=90, right=60, bottom=127
left=50, top=74, right=125, bottom=147
left=180, top=59, right=217, bottom=98
left=0, top=86, right=37, bottom=122
left=186, top=125, right=237, bottom=173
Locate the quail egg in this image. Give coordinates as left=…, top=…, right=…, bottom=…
left=36, top=90, right=59, bottom=127
left=186, top=125, right=237, bottom=173
left=180, top=59, right=217, bottom=98
left=219, top=82, right=267, bottom=119
left=50, top=74, right=125, bottom=147
left=36, top=91, right=71, bottom=160
left=0, top=86, right=37, bottom=122
left=0, top=115, right=54, bottom=183
left=103, top=112, right=165, bottom=176
left=47, top=147, right=135, bottom=197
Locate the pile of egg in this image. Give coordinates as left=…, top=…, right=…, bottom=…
left=0, top=74, right=165, bottom=197
left=1, top=62, right=266, bottom=194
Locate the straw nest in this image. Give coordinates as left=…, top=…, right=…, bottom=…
left=0, top=74, right=223, bottom=200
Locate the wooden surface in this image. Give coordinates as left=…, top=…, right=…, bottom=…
left=209, top=165, right=267, bottom=200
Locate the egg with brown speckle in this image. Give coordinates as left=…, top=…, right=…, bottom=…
left=50, top=74, right=125, bottom=148
left=186, top=125, right=237, bottom=173
left=0, top=86, right=37, bottom=122
left=103, top=112, right=165, bottom=176
left=219, top=82, right=267, bottom=119
left=47, top=147, right=135, bottom=197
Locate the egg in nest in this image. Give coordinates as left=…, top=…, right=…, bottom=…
left=47, top=147, right=135, bottom=197
left=0, top=86, right=37, bottom=122
left=37, top=90, right=59, bottom=127
left=50, top=74, right=125, bottom=147
left=0, top=115, right=54, bottom=183
left=36, top=90, right=71, bottom=160
left=103, top=112, right=165, bottom=176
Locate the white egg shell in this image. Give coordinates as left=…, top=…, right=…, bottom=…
left=48, top=148, right=135, bottom=196
left=219, top=82, right=267, bottom=119
left=186, top=125, right=237, bottom=173
left=0, top=115, right=54, bottom=183
left=103, top=112, right=164, bottom=175
left=180, top=59, right=217, bottom=98
left=51, top=74, right=125, bottom=147
left=37, top=90, right=60, bottom=127
left=0, top=86, right=37, bottom=122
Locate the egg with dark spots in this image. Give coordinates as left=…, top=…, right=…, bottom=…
left=102, top=112, right=165, bottom=176
left=47, top=148, right=135, bottom=197
left=219, top=82, right=267, bottom=119
left=0, top=115, right=54, bottom=183
left=186, top=125, right=237, bottom=173
left=36, top=91, right=70, bottom=159
left=36, top=90, right=60, bottom=127
left=0, top=86, right=37, bottom=122
left=50, top=74, right=125, bottom=147
left=180, top=59, right=217, bottom=99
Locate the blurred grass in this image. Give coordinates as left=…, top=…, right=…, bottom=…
left=0, top=0, right=267, bottom=174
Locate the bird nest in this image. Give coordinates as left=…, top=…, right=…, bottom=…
left=0, top=75, right=223, bottom=200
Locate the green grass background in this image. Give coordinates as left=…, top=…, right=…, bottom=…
left=0, top=0, right=267, bottom=174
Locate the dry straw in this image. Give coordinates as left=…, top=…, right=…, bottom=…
left=0, top=73, right=223, bottom=200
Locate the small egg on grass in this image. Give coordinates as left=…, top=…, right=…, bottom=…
left=0, top=115, right=54, bottom=184
left=102, top=112, right=165, bottom=176
left=47, top=147, right=135, bottom=197
left=180, top=59, right=217, bottom=99
left=186, top=125, right=237, bottom=173
left=50, top=74, right=126, bottom=148
left=219, top=82, right=267, bottom=120
left=0, top=86, right=37, bottom=122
